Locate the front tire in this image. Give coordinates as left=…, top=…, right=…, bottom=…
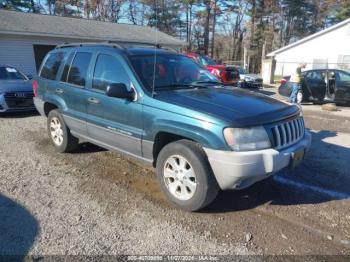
left=47, top=109, right=79, bottom=153
left=156, top=140, right=219, bottom=211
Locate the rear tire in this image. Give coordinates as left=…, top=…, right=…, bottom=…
left=156, top=140, right=219, bottom=212
left=47, top=109, right=79, bottom=153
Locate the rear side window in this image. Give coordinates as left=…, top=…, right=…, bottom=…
left=305, top=71, right=325, bottom=82
left=40, top=52, right=66, bottom=80
left=92, top=54, right=130, bottom=92
left=67, top=52, right=92, bottom=87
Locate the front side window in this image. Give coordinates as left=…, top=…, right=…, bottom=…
left=92, top=54, right=131, bottom=92
left=40, top=52, right=66, bottom=80
left=67, top=52, right=92, bottom=87
left=129, top=54, right=219, bottom=91
left=0, top=66, right=27, bottom=80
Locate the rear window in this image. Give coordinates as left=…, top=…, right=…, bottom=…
left=67, top=52, right=92, bottom=87
left=40, top=52, right=66, bottom=80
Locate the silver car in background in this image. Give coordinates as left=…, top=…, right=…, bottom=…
left=0, top=66, right=35, bottom=113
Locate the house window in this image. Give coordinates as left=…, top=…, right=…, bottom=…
left=337, top=55, right=350, bottom=70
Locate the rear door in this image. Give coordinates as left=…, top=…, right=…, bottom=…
left=85, top=51, right=143, bottom=157
left=38, top=51, right=67, bottom=99
left=304, top=70, right=327, bottom=101
left=335, top=70, right=350, bottom=102
left=58, top=51, right=93, bottom=136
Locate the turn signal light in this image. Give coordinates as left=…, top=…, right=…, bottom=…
left=32, top=80, right=38, bottom=97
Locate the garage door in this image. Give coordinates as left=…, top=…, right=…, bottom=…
left=0, top=39, right=37, bottom=75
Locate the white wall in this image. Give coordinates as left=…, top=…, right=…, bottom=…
left=274, top=23, right=350, bottom=76
left=0, top=35, right=104, bottom=75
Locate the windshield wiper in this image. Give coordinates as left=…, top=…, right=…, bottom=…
left=154, top=84, right=206, bottom=90
left=192, top=80, right=222, bottom=85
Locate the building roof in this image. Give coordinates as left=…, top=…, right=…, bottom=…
left=0, top=9, right=185, bottom=47
left=267, top=18, right=350, bottom=57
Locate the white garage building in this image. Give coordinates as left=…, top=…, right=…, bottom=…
left=0, top=9, right=185, bottom=76
left=267, top=18, right=350, bottom=77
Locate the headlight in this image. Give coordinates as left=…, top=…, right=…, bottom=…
left=223, top=126, right=271, bottom=151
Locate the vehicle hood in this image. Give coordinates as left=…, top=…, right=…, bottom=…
left=240, top=73, right=262, bottom=80
left=154, top=87, right=299, bottom=127
left=0, top=80, right=33, bottom=93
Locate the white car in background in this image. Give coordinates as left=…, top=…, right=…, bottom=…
left=236, top=67, right=263, bottom=89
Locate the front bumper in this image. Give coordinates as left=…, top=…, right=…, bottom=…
left=238, top=80, right=263, bottom=88
left=204, top=131, right=312, bottom=190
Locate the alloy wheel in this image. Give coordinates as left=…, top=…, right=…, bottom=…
left=50, top=117, right=64, bottom=146
left=163, top=155, right=197, bottom=201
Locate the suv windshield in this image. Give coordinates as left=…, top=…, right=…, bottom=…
left=0, top=66, right=27, bottom=80
left=200, top=56, right=216, bottom=66
left=237, top=67, right=247, bottom=74
left=129, top=54, right=220, bottom=91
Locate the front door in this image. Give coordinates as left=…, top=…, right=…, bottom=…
left=304, top=70, right=327, bottom=101
left=59, top=51, right=93, bottom=136
left=85, top=52, right=143, bottom=157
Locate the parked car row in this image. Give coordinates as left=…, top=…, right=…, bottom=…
left=0, top=49, right=263, bottom=114
left=184, top=52, right=263, bottom=88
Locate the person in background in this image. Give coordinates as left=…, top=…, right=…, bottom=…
left=289, top=63, right=306, bottom=104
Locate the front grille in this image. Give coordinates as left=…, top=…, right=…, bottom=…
left=271, top=117, right=305, bottom=150
left=4, top=92, right=34, bottom=99
left=4, top=91, right=34, bottom=109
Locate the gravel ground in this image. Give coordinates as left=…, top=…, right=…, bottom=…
left=0, top=113, right=350, bottom=257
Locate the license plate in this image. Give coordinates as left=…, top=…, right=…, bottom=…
left=290, top=149, right=305, bottom=169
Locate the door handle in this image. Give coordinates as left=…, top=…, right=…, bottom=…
left=55, top=88, right=64, bottom=94
left=88, top=97, right=100, bottom=104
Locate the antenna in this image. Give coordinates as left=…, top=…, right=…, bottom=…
left=151, top=1, right=159, bottom=97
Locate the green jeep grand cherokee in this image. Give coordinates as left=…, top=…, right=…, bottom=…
left=33, top=43, right=311, bottom=211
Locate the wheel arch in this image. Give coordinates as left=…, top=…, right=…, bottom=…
left=150, top=123, right=226, bottom=167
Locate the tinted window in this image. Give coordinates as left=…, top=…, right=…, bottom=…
left=40, top=52, right=66, bottom=80
left=336, top=71, right=350, bottom=83
left=67, top=52, right=92, bottom=86
left=0, top=66, right=27, bottom=80
left=306, top=71, right=325, bottom=82
left=61, top=52, right=75, bottom=82
left=92, top=54, right=130, bottom=91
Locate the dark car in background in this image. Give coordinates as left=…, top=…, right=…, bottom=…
left=0, top=66, right=35, bottom=113
left=278, top=69, right=350, bottom=105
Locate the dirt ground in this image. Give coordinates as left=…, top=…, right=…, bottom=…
left=0, top=112, right=350, bottom=257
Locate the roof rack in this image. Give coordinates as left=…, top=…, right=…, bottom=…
left=55, top=41, right=124, bottom=49
left=55, top=41, right=163, bottom=50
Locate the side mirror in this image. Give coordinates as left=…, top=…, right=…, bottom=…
left=26, top=74, right=33, bottom=80
left=106, top=83, right=135, bottom=100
